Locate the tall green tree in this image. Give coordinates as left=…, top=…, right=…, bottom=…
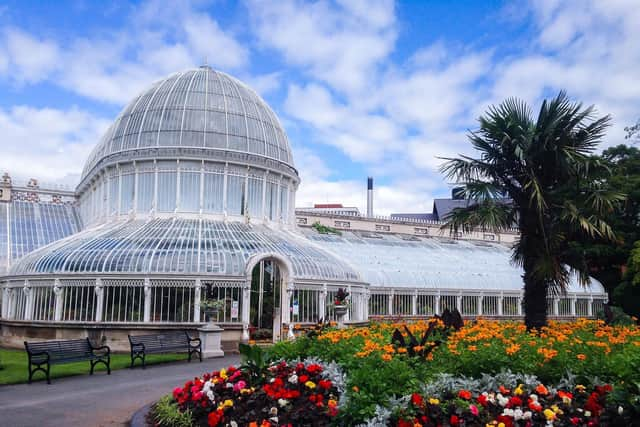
left=440, top=92, right=624, bottom=330
left=565, top=145, right=640, bottom=302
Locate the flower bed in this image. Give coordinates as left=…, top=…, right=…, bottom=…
left=169, top=359, right=344, bottom=427
left=157, top=319, right=640, bottom=426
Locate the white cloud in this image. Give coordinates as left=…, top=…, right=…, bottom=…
left=0, top=2, right=250, bottom=104
left=1, top=28, right=60, bottom=83
left=248, top=0, right=396, bottom=94
left=485, top=0, right=640, bottom=148
left=0, top=106, right=110, bottom=183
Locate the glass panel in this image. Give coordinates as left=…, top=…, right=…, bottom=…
left=203, top=173, right=224, bottom=213
left=157, top=172, right=177, bottom=212
left=137, top=172, right=154, bottom=213
left=119, top=174, right=134, bottom=214
left=226, top=175, right=245, bottom=216
left=247, top=177, right=263, bottom=218
left=109, top=175, right=119, bottom=215
left=179, top=172, right=201, bottom=212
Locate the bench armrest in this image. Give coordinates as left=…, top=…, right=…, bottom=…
left=92, top=345, right=111, bottom=354
left=188, top=336, right=201, bottom=347
left=130, top=342, right=145, bottom=350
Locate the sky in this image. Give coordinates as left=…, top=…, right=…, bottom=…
left=0, top=0, right=638, bottom=215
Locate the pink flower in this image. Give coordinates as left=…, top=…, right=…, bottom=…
left=469, top=404, right=479, bottom=416
left=233, top=380, right=247, bottom=392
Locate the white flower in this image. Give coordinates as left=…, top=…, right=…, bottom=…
left=513, top=409, right=524, bottom=420
left=230, top=422, right=238, bottom=427
left=502, top=408, right=514, bottom=417
left=523, top=411, right=532, bottom=420
left=618, top=406, right=624, bottom=415
left=206, top=390, right=215, bottom=402
left=529, top=394, right=538, bottom=402
left=278, top=399, right=289, bottom=407
left=269, top=407, right=278, bottom=416
left=288, top=374, right=298, bottom=384
left=497, top=393, right=509, bottom=407
left=585, top=410, right=591, bottom=417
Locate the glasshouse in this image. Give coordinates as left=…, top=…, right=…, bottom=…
left=0, top=66, right=607, bottom=350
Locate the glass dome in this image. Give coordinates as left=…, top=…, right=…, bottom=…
left=76, top=67, right=299, bottom=227
left=81, top=66, right=295, bottom=180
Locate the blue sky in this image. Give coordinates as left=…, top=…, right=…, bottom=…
left=0, top=0, right=638, bottom=214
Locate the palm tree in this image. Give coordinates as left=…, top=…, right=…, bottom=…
left=440, top=92, right=624, bottom=330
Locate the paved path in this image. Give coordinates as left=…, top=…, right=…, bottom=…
left=0, top=355, right=240, bottom=427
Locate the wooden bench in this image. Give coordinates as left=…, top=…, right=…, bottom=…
left=24, top=338, right=111, bottom=384
left=128, top=331, right=201, bottom=368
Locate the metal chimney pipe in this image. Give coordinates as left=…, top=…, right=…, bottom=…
left=367, top=177, right=373, bottom=217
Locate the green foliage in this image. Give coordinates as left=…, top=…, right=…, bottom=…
left=238, top=343, right=268, bottom=386
left=596, top=305, right=637, bottom=326
left=439, top=92, right=623, bottom=329
left=152, top=395, right=193, bottom=427
left=200, top=299, right=225, bottom=310
left=311, top=221, right=342, bottom=235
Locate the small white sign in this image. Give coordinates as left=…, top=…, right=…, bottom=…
left=231, top=300, right=239, bottom=320
left=292, top=300, right=299, bottom=316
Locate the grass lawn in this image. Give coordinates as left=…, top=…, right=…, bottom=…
left=0, top=347, right=188, bottom=385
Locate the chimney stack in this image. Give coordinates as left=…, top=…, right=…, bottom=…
left=367, top=177, right=373, bottom=217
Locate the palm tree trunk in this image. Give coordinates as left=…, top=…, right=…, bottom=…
left=523, top=270, right=549, bottom=330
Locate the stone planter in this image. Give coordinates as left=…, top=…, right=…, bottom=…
left=203, top=308, right=219, bottom=324
left=334, top=304, right=348, bottom=329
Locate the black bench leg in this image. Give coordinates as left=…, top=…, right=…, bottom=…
left=46, top=364, right=51, bottom=385
left=28, top=365, right=33, bottom=384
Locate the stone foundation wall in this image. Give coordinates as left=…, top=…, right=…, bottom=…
left=0, top=321, right=243, bottom=353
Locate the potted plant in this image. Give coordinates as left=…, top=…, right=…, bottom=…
left=333, top=288, right=349, bottom=317
left=201, top=298, right=225, bottom=323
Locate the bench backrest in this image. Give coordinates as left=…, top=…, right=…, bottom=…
left=129, top=332, right=188, bottom=348
left=25, top=339, right=92, bottom=360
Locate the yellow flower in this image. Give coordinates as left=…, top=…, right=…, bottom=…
left=514, top=384, right=524, bottom=396
left=544, top=408, right=556, bottom=420
left=428, top=398, right=440, bottom=405
left=219, top=368, right=228, bottom=380
left=224, top=399, right=233, bottom=407
left=576, top=384, right=586, bottom=392
left=498, top=423, right=506, bottom=427
left=305, top=381, right=316, bottom=389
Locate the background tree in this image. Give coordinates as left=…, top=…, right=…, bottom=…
left=440, top=92, right=623, bottom=330
left=564, top=145, right=640, bottom=304
left=625, top=119, right=639, bottom=141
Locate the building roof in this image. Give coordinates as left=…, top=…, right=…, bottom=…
left=6, top=218, right=361, bottom=284
left=80, top=66, right=295, bottom=185
left=301, top=228, right=605, bottom=295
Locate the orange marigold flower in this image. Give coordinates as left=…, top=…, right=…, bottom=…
left=536, top=384, right=548, bottom=395
left=381, top=353, right=392, bottom=362
left=577, top=354, right=587, bottom=361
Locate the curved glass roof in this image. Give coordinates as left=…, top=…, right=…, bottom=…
left=7, top=219, right=360, bottom=283
left=81, top=66, right=294, bottom=182
left=302, top=229, right=606, bottom=295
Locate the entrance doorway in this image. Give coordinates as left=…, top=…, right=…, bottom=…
left=249, top=259, right=283, bottom=342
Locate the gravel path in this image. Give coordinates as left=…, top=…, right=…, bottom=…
left=0, top=355, right=240, bottom=427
